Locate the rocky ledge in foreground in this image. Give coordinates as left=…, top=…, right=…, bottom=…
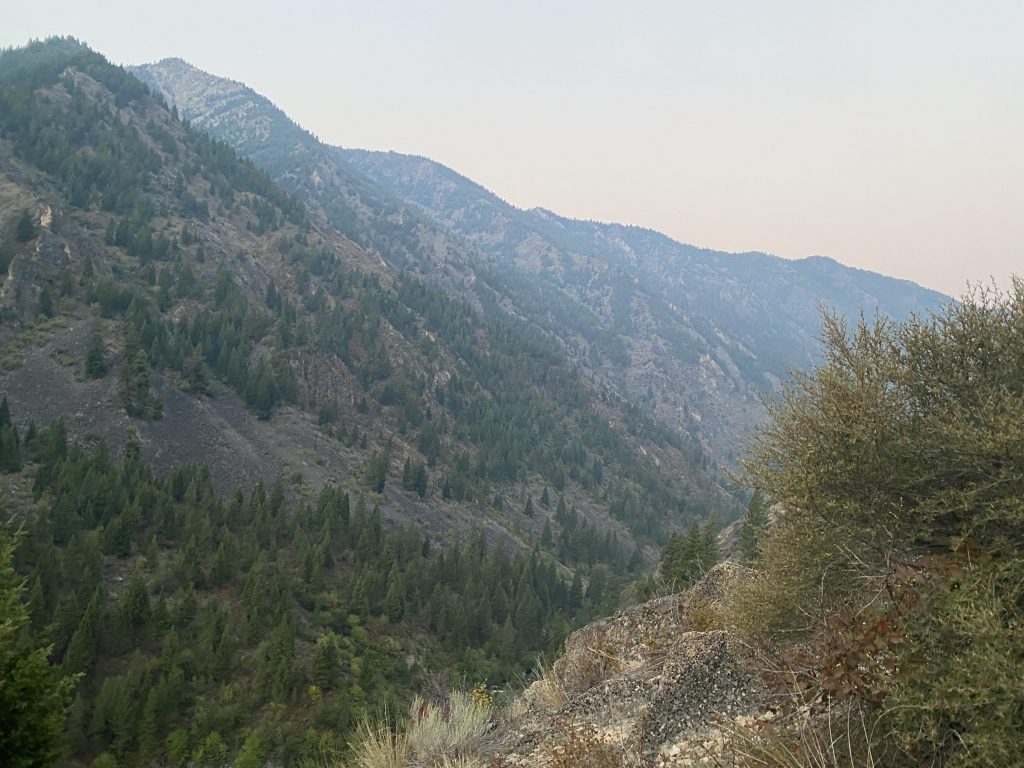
left=491, top=562, right=771, bottom=766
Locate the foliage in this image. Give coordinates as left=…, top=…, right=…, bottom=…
left=84, top=322, right=106, bottom=378
left=119, top=349, right=162, bottom=419
left=6, top=398, right=608, bottom=766
left=15, top=209, right=36, bottom=242
left=739, top=284, right=1024, bottom=765
left=0, top=524, right=76, bottom=768
left=658, top=517, right=718, bottom=588
left=738, top=490, right=768, bottom=564
left=0, top=396, right=22, bottom=472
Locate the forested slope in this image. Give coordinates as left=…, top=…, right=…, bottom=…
left=0, top=38, right=739, bottom=767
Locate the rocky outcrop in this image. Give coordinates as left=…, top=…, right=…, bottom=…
left=492, top=562, right=770, bottom=766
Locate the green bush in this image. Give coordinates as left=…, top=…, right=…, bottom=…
left=738, top=282, right=1024, bottom=765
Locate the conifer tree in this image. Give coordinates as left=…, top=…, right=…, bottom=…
left=234, top=731, right=265, bottom=768
left=38, top=285, right=54, bottom=318
left=0, top=525, right=75, bottom=767
left=84, top=322, right=106, bottom=378
left=0, top=397, right=21, bottom=472
left=739, top=490, right=769, bottom=563
left=64, top=587, right=102, bottom=675
left=15, top=209, right=35, bottom=242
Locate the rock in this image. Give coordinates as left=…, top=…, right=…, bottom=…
left=489, top=564, right=769, bottom=766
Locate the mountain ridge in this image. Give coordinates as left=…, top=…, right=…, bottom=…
left=134, top=58, right=947, bottom=466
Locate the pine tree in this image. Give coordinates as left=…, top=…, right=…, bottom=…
left=15, top=209, right=35, bottom=242
left=120, top=574, right=151, bottom=634
left=401, top=457, right=413, bottom=491
left=555, top=494, right=567, bottom=524
left=311, top=634, right=339, bottom=690
left=84, top=323, right=106, bottom=378
left=234, top=731, right=265, bottom=768
left=0, top=526, right=74, bottom=767
left=38, top=285, right=54, bottom=318
left=541, top=519, right=554, bottom=548
left=0, top=397, right=21, bottom=472
left=411, top=460, right=427, bottom=498
left=739, top=490, right=769, bottom=563
left=120, top=349, right=162, bottom=419
left=384, top=573, right=405, bottom=622
left=64, top=587, right=102, bottom=674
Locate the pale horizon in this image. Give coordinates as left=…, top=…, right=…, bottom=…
left=5, top=1, right=1023, bottom=297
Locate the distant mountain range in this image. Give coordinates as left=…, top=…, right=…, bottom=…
left=135, top=58, right=947, bottom=461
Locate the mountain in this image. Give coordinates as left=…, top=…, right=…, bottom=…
left=133, top=59, right=947, bottom=463
left=0, top=37, right=746, bottom=766
left=3, top=37, right=724, bottom=547
left=0, top=38, right=949, bottom=766
left=337, top=151, right=948, bottom=457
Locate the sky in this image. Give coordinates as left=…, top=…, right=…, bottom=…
left=4, top=1, right=1023, bottom=296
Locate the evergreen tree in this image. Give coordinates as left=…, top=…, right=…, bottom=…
left=234, top=731, right=265, bottom=768
left=410, top=460, right=427, bottom=498
left=120, top=350, right=162, bottom=419
left=555, top=494, right=568, bottom=524
left=0, top=397, right=21, bottom=472
left=0, top=525, right=75, bottom=767
left=384, top=573, right=405, bottom=622
left=64, top=587, right=102, bottom=675
left=311, top=634, right=338, bottom=690
left=541, top=519, right=554, bottom=548
left=84, top=323, right=106, bottom=378
left=739, top=490, right=769, bottom=563
left=120, top=575, right=151, bottom=633
left=15, top=209, right=35, bottom=242
left=366, top=452, right=388, bottom=494
left=38, top=285, right=55, bottom=318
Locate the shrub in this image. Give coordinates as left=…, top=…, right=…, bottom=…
left=738, top=283, right=1024, bottom=765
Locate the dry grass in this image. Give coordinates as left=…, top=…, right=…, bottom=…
left=685, top=593, right=726, bottom=632
left=346, top=689, right=494, bottom=768
left=723, top=697, right=881, bottom=768
left=405, top=690, right=493, bottom=766
left=433, top=757, right=490, bottom=768
left=348, top=717, right=408, bottom=768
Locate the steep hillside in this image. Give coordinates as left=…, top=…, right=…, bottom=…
left=3, top=39, right=732, bottom=552
left=133, top=59, right=947, bottom=464
left=338, top=150, right=948, bottom=458
left=0, top=37, right=744, bottom=768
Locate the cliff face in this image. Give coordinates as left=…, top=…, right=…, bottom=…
left=488, top=562, right=771, bottom=766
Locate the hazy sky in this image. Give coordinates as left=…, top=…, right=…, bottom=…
left=5, top=1, right=1023, bottom=296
